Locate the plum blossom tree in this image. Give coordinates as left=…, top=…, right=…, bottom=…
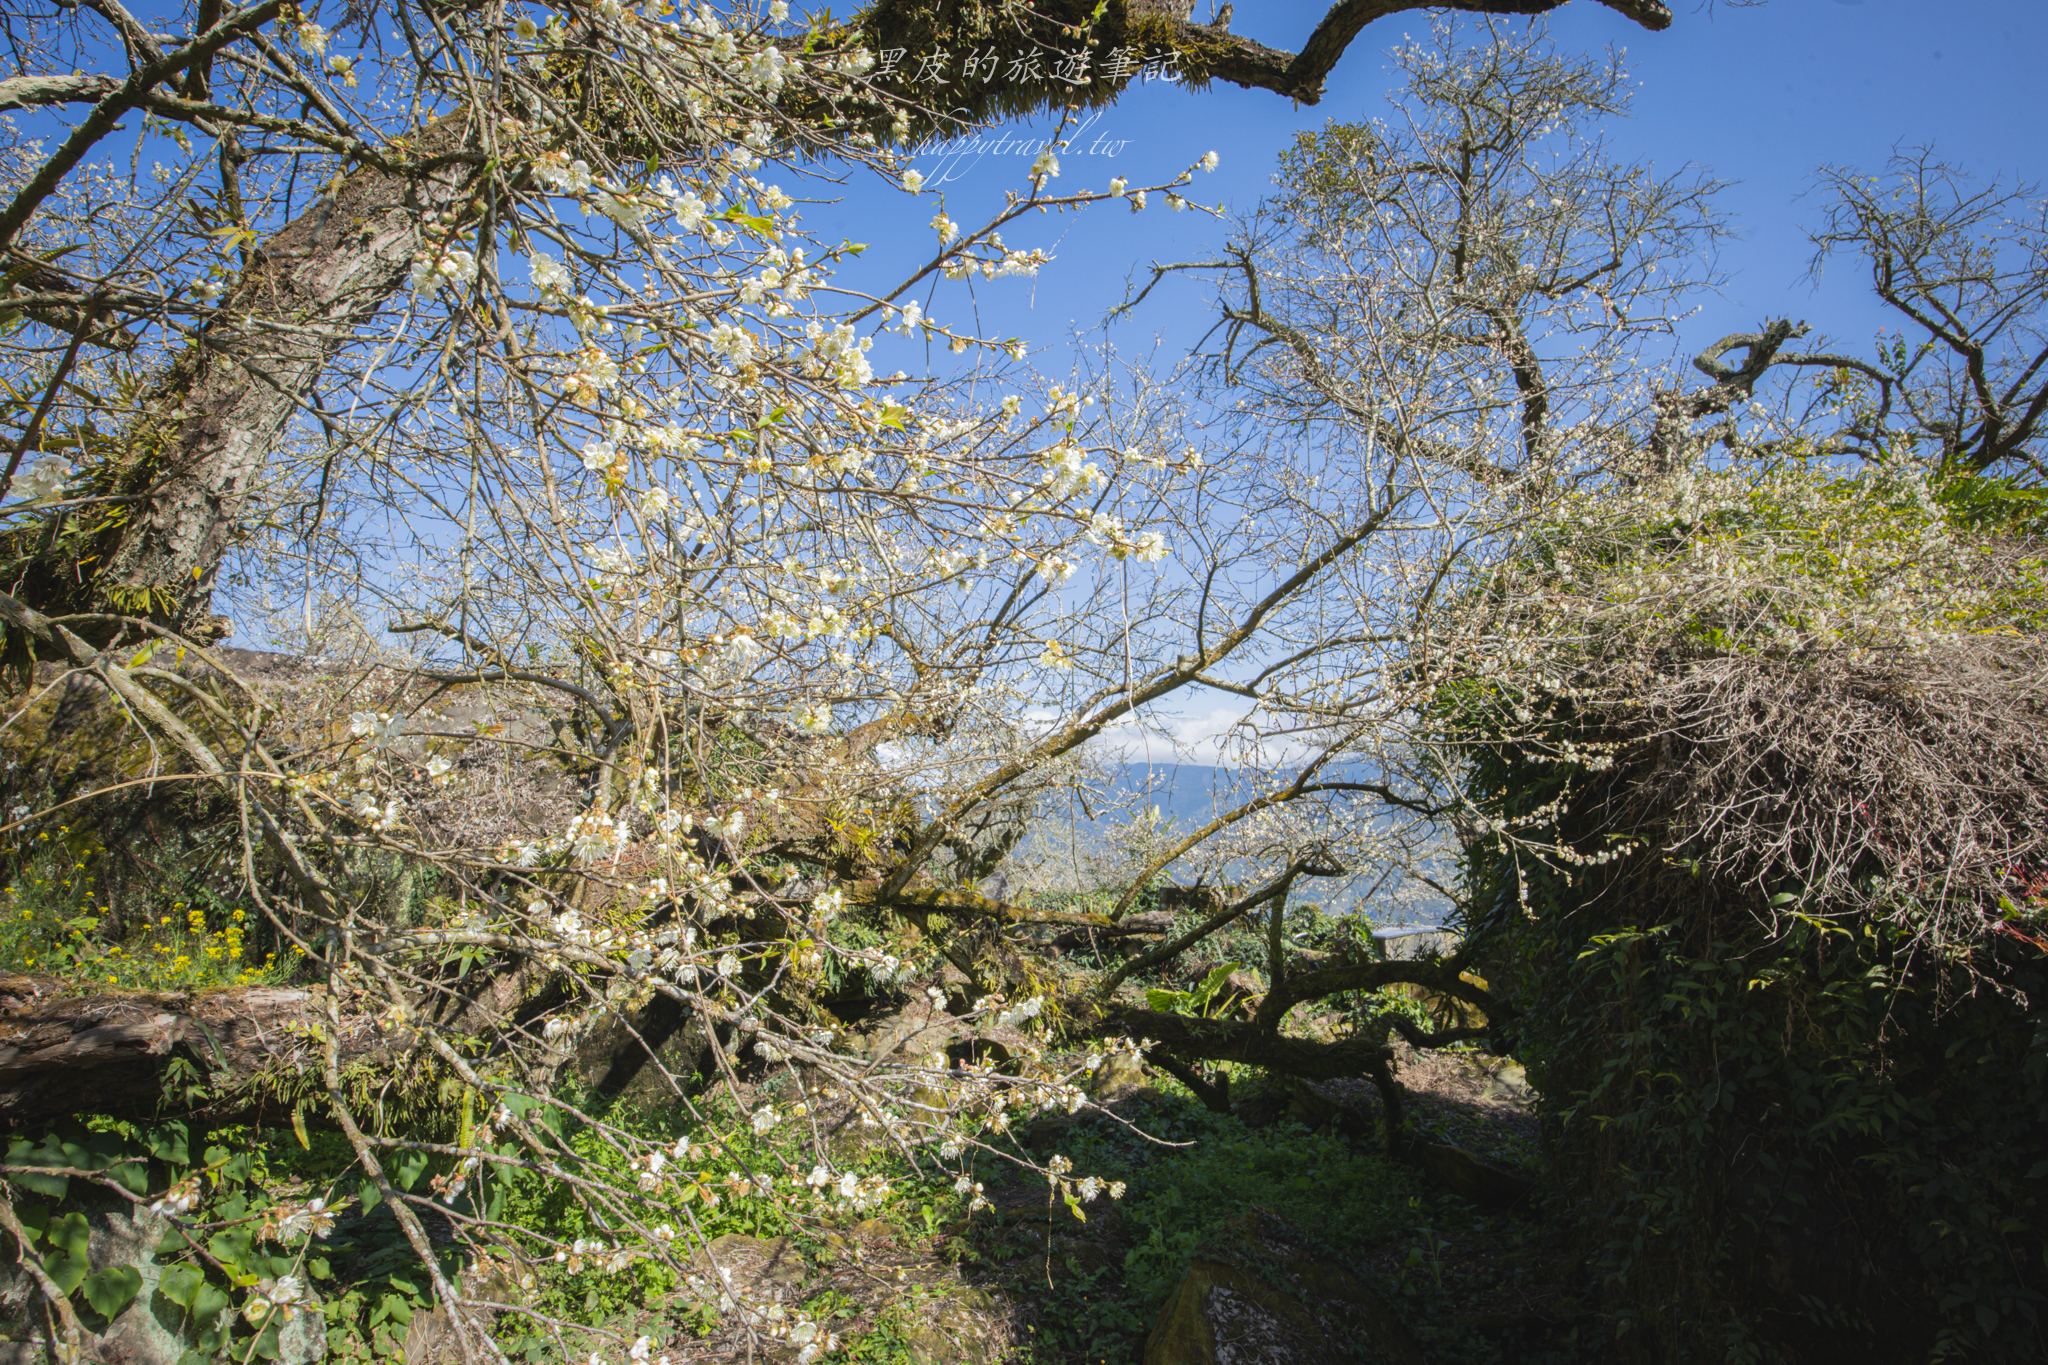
left=0, top=0, right=1682, bottom=645
left=0, top=7, right=1907, bottom=1364
left=1064, top=16, right=2045, bottom=1111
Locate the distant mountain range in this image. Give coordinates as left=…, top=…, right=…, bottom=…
left=1002, top=760, right=1453, bottom=927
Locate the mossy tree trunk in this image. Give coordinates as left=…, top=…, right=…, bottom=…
left=6, top=114, right=481, bottom=642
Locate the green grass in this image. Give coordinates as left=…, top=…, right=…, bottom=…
left=964, top=1069, right=1588, bottom=1365
left=981, top=1079, right=1432, bottom=1362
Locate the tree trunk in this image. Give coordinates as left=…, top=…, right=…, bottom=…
left=0, top=973, right=379, bottom=1125
left=10, top=113, right=481, bottom=641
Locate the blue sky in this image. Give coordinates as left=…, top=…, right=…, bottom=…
left=841, top=0, right=2047, bottom=774
left=862, top=0, right=2048, bottom=376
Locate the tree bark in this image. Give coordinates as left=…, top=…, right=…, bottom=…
left=0, top=973, right=378, bottom=1126
left=9, top=112, right=482, bottom=641
left=0, top=74, right=123, bottom=111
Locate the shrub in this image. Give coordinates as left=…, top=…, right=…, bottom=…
left=1436, top=459, right=2048, bottom=1360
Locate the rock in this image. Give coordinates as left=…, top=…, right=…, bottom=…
left=275, top=1304, right=328, bottom=1365
left=852, top=996, right=968, bottom=1066
left=896, top=1284, right=1008, bottom=1364
left=0, top=1204, right=325, bottom=1365
left=568, top=994, right=710, bottom=1101
left=84, top=1207, right=188, bottom=1365
left=689, top=1233, right=807, bottom=1304
left=1144, top=1258, right=1328, bottom=1365
left=1478, top=1058, right=1533, bottom=1106
left=818, top=1217, right=897, bottom=1264
left=1404, top=1137, right=1533, bottom=1211
left=1089, top=1050, right=1150, bottom=1103
left=1141, top=1210, right=1424, bottom=1365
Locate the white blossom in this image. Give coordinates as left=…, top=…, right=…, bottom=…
left=529, top=253, right=570, bottom=295
left=11, top=456, right=72, bottom=503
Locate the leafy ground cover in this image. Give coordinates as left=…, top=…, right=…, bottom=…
left=2, top=1048, right=1574, bottom=1363
left=958, top=1067, right=1578, bottom=1364
left=0, top=814, right=1561, bottom=1362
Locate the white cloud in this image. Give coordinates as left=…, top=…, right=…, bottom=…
left=1096, top=691, right=1316, bottom=768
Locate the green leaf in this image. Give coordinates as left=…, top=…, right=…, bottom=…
left=9, top=1168, right=67, bottom=1198
left=14, top=1201, right=50, bottom=1240
left=107, top=1157, right=150, bottom=1196
left=83, top=1265, right=142, bottom=1318
left=147, top=1122, right=190, bottom=1167
left=61, top=1136, right=106, bottom=1170
left=378, top=1290, right=416, bottom=1328
left=207, top=1228, right=255, bottom=1278
left=189, top=1282, right=230, bottom=1324
left=158, top=1263, right=205, bottom=1310
left=43, top=1213, right=92, bottom=1294
left=6, top=1131, right=73, bottom=1197
left=717, top=206, right=778, bottom=240
left=393, top=1149, right=430, bottom=1192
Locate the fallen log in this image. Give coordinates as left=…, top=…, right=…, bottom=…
left=0, top=974, right=377, bottom=1126
left=1099, top=1005, right=1398, bottom=1082
left=1048, top=909, right=1175, bottom=954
